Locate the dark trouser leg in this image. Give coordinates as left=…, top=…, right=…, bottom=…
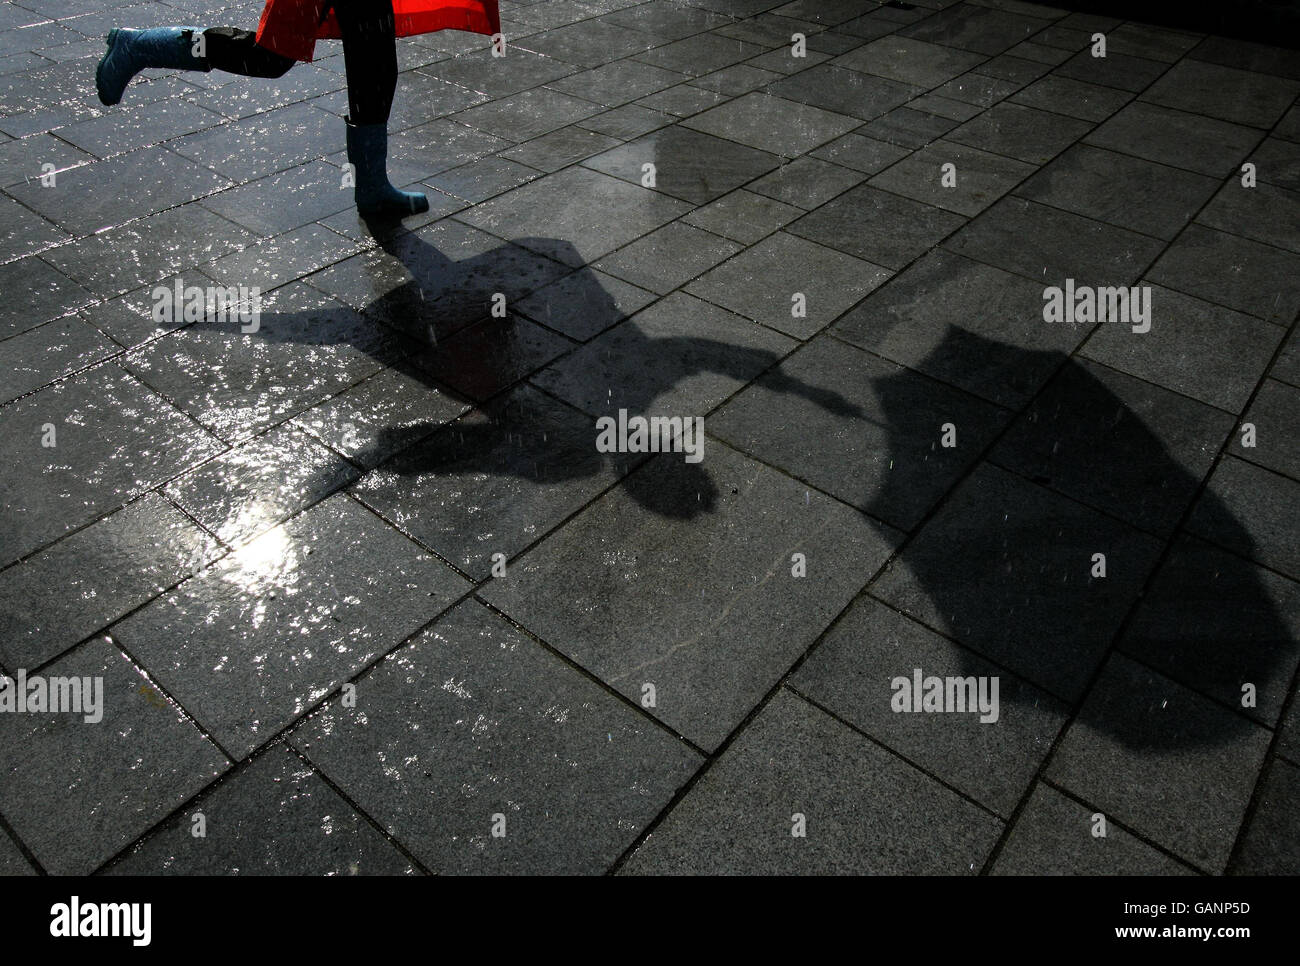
left=332, top=0, right=398, bottom=125
left=332, top=0, right=424, bottom=216
left=202, top=27, right=296, bottom=78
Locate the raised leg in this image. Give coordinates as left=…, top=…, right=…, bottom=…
left=334, top=0, right=428, bottom=217
left=95, top=26, right=296, bottom=106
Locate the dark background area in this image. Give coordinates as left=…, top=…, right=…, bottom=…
left=1057, top=0, right=1300, bottom=49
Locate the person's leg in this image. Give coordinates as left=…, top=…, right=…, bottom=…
left=95, top=26, right=294, bottom=106
left=333, top=0, right=428, bottom=216
left=203, top=28, right=296, bottom=78
left=334, top=1, right=397, bottom=126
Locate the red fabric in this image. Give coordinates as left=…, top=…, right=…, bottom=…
left=256, top=0, right=501, bottom=63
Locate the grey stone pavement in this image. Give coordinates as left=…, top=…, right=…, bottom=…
left=0, top=0, right=1298, bottom=876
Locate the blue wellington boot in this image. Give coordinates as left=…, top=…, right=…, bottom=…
left=346, top=120, right=430, bottom=218
left=96, top=26, right=209, bottom=106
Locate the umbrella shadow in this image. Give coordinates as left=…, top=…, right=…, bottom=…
left=870, top=326, right=1296, bottom=751
left=217, top=222, right=862, bottom=522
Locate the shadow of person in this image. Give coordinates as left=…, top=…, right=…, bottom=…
left=870, top=325, right=1297, bottom=750
left=204, top=222, right=861, bottom=524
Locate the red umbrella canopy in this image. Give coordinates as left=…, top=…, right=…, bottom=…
left=256, top=0, right=501, bottom=62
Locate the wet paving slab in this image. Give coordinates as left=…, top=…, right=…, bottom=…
left=482, top=441, right=900, bottom=750
left=113, top=493, right=471, bottom=758
left=0, top=364, right=223, bottom=568
left=43, top=204, right=256, bottom=299
left=710, top=334, right=1011, bottom=529
left=7, top=144, right=230, bottom=236
left=121, top=281, right=392, bottom=443
left=1046, top=652, right=1271, bottom=873
left=105, top=743, right=417, bottom=875
left=0, top=255, right=95, bottom=340
left=0, top=636, right=229, bottom=875
left=581, top=123, right=783, bottom=204
left=354, top=383, right=643, bottom=579
left=291, top=597, right=701, bottom=874
left=990, top=782, right=1194, bottom=875
left=620, top=688, right=1002, bottom=874
left=790, top=596, right=1069, bottom=817
left=0, top=492, right=220, bottom=670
